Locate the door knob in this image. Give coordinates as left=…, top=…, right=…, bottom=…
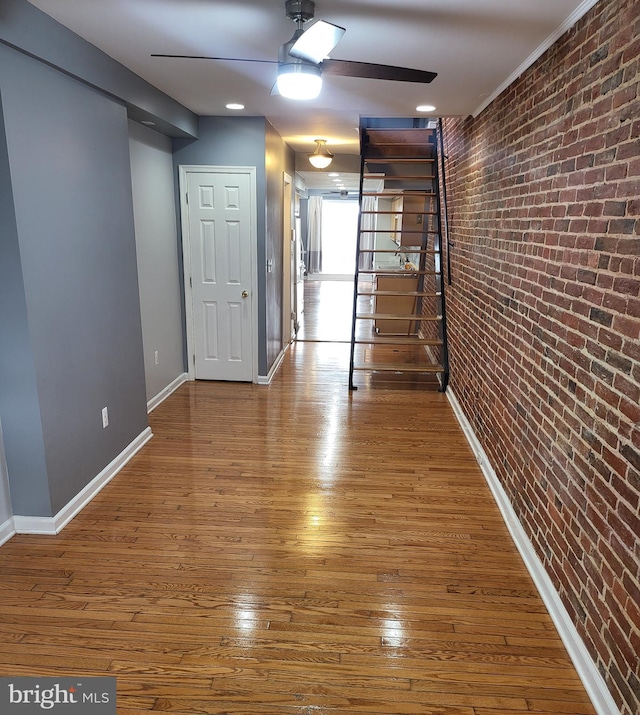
left=242, top=290, right=249, bottom=298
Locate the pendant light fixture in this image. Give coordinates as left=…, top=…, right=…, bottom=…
left=308, top=139, right=333, bottom=169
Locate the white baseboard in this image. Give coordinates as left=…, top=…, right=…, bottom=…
left=13, top=427, right=153, bottom=536
left=12, top=514, right=58, bottom=536
left=147, top=372, right=188, bottom=413
left=257, top=347, right=288, bottom=385
left=0, top=517, right=16, bottom=546
left=446, top=388, right=620, bottom=715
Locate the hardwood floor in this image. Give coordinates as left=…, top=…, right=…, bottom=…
left=296, top=279, right=355, bottom=342
left=297, top=279, right=443, bottom=391
left=0, top=282, right=595, bottom=714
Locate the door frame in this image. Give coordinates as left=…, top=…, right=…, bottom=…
left=179, top=165, right=259, bottom=383
left=282, top=172, right=294, bottom=346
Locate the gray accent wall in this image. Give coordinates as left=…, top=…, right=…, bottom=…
left=0, top=0, right=197, bottom=138
left=129, top=121, right=185, bottom=402
left=0, top=421, right=13, bottom=526
left=0, top=419, right=11, bottom=525
left=173, top=116, right=295, bottom=377
left=0, top=44, right=148, bottom=516
left=265, top=121, right=295, bottom=368
left=0, top=0, right=294, bottom=523
left=0, top=91, right=29, bottom=523
left=173, top=116, right=270, bottom=375
left=0, top=87, right=52, bottom=516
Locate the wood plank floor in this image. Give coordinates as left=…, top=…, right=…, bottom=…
left=296, top=279, right=356, bottom=343
left=0, top=282, right=595, bottom=714
left=298, top=279, right=444, bottom=391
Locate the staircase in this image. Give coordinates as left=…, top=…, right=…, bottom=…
left=348, top=124, right=449, bottom=391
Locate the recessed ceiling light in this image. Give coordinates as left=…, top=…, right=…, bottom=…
left=141, top=120, right=156, bottom=126
left=416, top=104, right=436, bottom=113
left=328, top=172, right=339, bottom=177
left=226, top=103, right=245, bottom=110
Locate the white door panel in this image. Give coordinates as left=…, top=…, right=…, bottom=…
left=187, top=170, right=254, bottom=381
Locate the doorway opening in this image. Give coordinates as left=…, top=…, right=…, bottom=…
left=319, top=199, right=359, bottom=277
left=296, top=198, right=360, bottom=343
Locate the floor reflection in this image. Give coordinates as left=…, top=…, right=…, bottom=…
left=296, top=279, right=358, bottom=343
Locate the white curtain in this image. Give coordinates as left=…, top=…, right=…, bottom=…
left=307, top=196, right=323, bottom=275
left=358, top=195, right=377, bottom=271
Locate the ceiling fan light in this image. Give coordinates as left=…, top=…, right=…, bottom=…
left=309, top=139, right=333, bottom=168
left=276, top=63, right=322, bottom=100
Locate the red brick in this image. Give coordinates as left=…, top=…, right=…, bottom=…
left=441, top=3, right=640, bottom=713
left=618, top=377, right=640, bottom=417
left=613, top=315, right=640, bottom=339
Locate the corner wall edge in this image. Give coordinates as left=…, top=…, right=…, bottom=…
left=13, top=426, right=153, bottom=536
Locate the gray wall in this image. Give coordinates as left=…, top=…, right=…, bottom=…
left=0, top=44, right=148, bottom=516
left=265, top=121, right=295, bottom=367
left=173, top=116, right=295, bottom=376
left=0, top=419, right=11, bottom=525
left=0, top=0, right=197, bottom=138
left=0, top=86, right=52, bottom=516
left=173, top=116, right=271, bottom=374
left=129, top=121, right=185, bottom=403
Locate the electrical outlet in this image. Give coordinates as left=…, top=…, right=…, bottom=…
left=101, top=406, right=109, bottom=429
left=154, top=350, right=159, bottom=365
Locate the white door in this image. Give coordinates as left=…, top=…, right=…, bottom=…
left=185, top=170, right=254, bottom=381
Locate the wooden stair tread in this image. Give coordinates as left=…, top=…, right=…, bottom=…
left=364, top=151, right=435, bottom=161
left=354, top=337, right=443, bottom=345
left=365, top=129, right=435, bottom=142
left=360, top=211, right=438, bottom=215
left=365, top=158, right=435, bottom=163
left=363, top=175, right=435, bottom=180
left=358, top=269, right=440, bottom=276
left=359, top=229, right=438, bottom=234
left=358, top=290, right=441, bottom=297
left=361, top=192, right=436, bottom=197
left=353, top=363, right=444, bottom=373
left=358, top=249, right=437, bottom=254
left=365, top=145, right=435, bottom=149
left=357, top=313, right=442, bottom=321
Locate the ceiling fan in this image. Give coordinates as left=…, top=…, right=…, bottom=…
left=152, top=0, right=437, bottom=100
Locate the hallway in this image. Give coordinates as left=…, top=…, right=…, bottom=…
left=0, top=283, right=595, bottom=714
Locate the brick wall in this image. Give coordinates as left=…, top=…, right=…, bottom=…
left=441, top=0, right=639, bottom=713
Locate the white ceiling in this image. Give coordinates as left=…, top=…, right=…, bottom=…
left=27, top=0, right=596, bottom=159
left=297, top=170, right=358, bottom=193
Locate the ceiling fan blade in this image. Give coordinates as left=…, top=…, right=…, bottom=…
left=151, top=54, right=277, bottom=64
left=321, top=59, right=437, bottom=83
left=289, top=20, right=346, bottom=64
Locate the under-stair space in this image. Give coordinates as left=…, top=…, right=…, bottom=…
left=348, top=125, right=449, bottom=390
